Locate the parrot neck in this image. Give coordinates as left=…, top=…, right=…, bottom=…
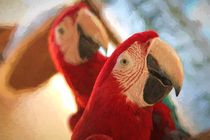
left=59, top=52, right=107, bottom=107
left=82, top=75, right=154, bottom=140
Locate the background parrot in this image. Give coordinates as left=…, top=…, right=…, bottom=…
left=72, top=31, right=184, bottom=140
left=48, top=2, right=109, bottom=130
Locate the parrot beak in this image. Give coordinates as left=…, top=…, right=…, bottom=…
left=143, top=38, right=184, bottom=104
left=76, top=8, right=109, bottom=59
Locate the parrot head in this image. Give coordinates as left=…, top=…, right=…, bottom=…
left=49, top=2, right=108, bottom=65
left=95, top=31, right=184, bottom=107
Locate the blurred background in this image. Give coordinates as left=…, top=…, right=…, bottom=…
left=0, top=0, right=210, bottom=139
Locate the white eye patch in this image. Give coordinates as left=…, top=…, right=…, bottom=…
left=54, top=17, right=81, bottom=65
left=112, top=42, right=150, bottom=107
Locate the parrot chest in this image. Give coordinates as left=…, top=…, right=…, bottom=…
left=88, top=95, right=154, bottom=140
left=110, top=107, right=153, bottom=140
left=72, top=82, right=153, bottom=140
left=61, top=53, right=106, bottom=105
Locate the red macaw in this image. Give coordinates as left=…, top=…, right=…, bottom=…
left=48, top=2, right=187, bottom=139
left=71, top=31, right=184, bottom=140
left=48, top=2, right=109, bottom=130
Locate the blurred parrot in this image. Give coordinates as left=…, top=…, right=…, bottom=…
left=72, top=31, right=184, bottom=140
left=48, top=2, right=109, bottom=130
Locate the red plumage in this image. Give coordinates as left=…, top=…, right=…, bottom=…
left=49, top=2, right=178, bottom=138
left=48, top=2, right=107, bottom=129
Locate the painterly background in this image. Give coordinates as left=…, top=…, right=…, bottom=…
left=0, top=0, right=210, bottom=139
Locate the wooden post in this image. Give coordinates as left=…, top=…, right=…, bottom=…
left=82, top=0, right=121, bottom=46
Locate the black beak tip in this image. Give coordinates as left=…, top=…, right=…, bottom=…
left=175, top=86, right=181, bottom=97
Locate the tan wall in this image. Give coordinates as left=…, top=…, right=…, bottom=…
left=0, top=1, right=76, bottom=140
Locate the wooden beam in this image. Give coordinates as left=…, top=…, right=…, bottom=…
left=82, top=0, right=121, bottom=46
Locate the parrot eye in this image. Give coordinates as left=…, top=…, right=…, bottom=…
left=57, top=27, right=65, bottom=35
left=120, top=58, right=129, bottom=66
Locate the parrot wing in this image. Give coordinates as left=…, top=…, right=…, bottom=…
left=151, top=102, right=176, bottom=140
